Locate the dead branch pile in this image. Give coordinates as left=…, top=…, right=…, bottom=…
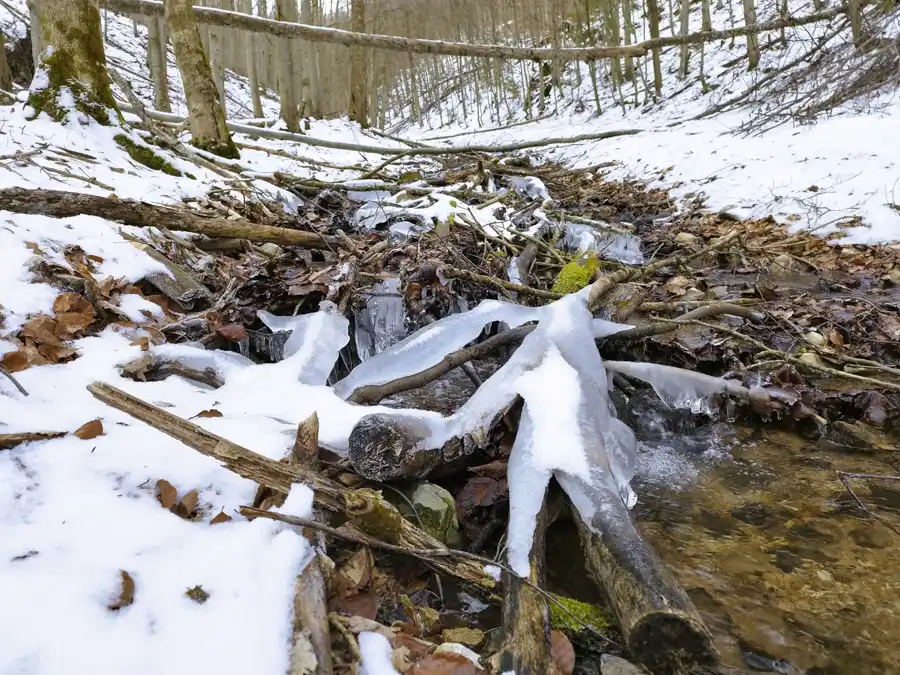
left=4, top=147, right=900, bottom=675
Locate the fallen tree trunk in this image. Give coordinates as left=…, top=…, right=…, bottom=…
left=561, top=478, right=718, bottom=674
left=0, top=188, right=345, bottom=250
left=497, top=492, right=561, bottom=675
left=104, top=0, right=645, bottom=60
left=86, top=381, right=497, bottom=591
left=117, top=104, right=642, bottom=156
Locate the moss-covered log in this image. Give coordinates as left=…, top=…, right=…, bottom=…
left=164, top=0, right=238, bottom=158
left=27, top=0, right=119, bottom=125
left=566, top=481, right=719, bottom=674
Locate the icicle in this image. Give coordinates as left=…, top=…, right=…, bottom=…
left=354, top=277, right=406, bottom=362
left=604, top=361, right=749, bottom=414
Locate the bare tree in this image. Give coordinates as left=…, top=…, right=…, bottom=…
left=349, top=0, right=369, bottom=127
left=646, top=0, right=663, bottom=97
left=275, top=0, right=301, bottom=131
left=743, top=0, right=760, bottom=69
left=147, top=16, right=172, bottom=111
left=164, top=0, right=239, bottom=157
left=678, top=0, right=691, bottom=78
left=0, top=31, right=13, bottom=92
left=28, top=0, right=119, bottom=124
left=238, top=0, right=264, bottom=117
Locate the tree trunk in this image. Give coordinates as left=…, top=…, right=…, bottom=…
left=28, top=1, right=42, bottom=70
left=348, top=0, right=368, bottom=127
left=28, top=0, right=119, bottom=125
left=701, top=0, right=712, bottom=31
left=678, top=0, right=691, bottom=78
left=0, top=31, right=13, bottom=92
left=208, top=0, right=228, bottom=111
left=275, top=0, right=300, bottom=132
left=646, top=0, right=663, bottom=97
left=621, top=0, right=635, bottom=81
left=848, top=0, right=863, bottom=46
left=164, top=0, right=239, bottom=158
left=148, top=16, right=172, bottom=111
left=742, top=0, right=760, bottom=70
left=238, top=0, right=263, bottom=118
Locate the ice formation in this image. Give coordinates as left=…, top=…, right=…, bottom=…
left=354, top=277, right=407, bottom=362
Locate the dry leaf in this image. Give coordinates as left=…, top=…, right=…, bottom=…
left=194, top=409, right=223, bottom=419
left=216, top=323, right=248, bottom=341
left=550, top=630, right=576, bottom=675
left=157, top=479, right=178, bottom=509
left=210, top=510, right=232, bottom=525
left=73, top=419, right=104, bottom=440
left=130, top=336, right=150, bottom=351
left=330, top=591, right=378, bottom=620
left=408, top=652, right=478, bottom=675
left=108, top=570, right=135, bottom=611
left=36, top=343, right=77, bottom=363
left=180, top=489, right=199, bottom=516
left=341, top=615, right=394, bottom=640
left=1, top=350, right=30, bottom=373
left=334, top=547, right=373, bottom=595
left=24, top=241, right=41, bottom=252
left=20, top=315, right=62, bottom=346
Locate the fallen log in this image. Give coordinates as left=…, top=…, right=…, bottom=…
left=0, top=188, right=345, bottom=250
left=0, top=431, right=67, bottom=450
left=560, top=477, right=718, bottom=674
left=496, top=491, right=562, bottom=675
left=86, top=381, right=497, bottom=591
left=287, top=414, right=333, bottom=675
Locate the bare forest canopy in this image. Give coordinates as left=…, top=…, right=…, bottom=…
left=87, top=0, right=897, bottom=130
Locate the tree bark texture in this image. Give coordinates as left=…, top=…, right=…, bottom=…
left=164, top=0, right=238, bottom=158
left=348, top=0, right=368, bottom=127
left=147, top=15, right=172, bottom=111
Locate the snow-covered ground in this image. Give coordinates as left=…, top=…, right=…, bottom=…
left=2, top=0, right=900, bottom=672
left=401, top=1, right=900, bottom=245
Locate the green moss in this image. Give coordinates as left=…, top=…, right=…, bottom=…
left=27, top=2, right=119, bottom=126
left=552, top=256, right=599, bottom=295
left=549, top=594, right=611, bottom=635
left=114, top=134, right=183, bottom=176
left=192, top=136, right=240, bottom=161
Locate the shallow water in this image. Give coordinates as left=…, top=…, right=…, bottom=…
left=628, top=413, right=900, bottom=675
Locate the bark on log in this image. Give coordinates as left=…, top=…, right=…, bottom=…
left=346, top=408, right=507, bottom=482
left=497, top=492, right=561, bottom=675
left=565, top=481, right=718, bottom=674
left=85, top=381, right=496, bottom=590
left=105, top=0, right=645, bottom=61
left=0, top=187, right=344, bottom=250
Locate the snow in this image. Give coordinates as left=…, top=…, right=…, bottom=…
left=358, top=632, right=402, bottom=675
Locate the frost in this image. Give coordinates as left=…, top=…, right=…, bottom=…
left=604, top=360, right=747, bottom=413
left=257, top=302, right=350, bottom=385
left=561, top=223, right=645, bottom=265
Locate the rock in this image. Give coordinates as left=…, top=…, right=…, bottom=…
left=258, top=243, right=283, bottom=257
left=440, top=627, right=485, bottom=647
left=770, top=253, right=799, bottom=277
left=680, top=288, right=706, bottom=302
left=674, top=232, right=698, bottom=246
left=798, top=352, right=826, bottom=369
left=731, top=502, right=780, bottom=528
left=408, top=483, right=462, bottom=548
left=601, top=654, right=646, bottom=675
left=850, top=524, right=894, bottom=549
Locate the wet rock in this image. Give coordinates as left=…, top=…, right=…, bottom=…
left=772, top=548, right=802, bottom=573
left=770, top=253, right=800, bottom=277
left=257, top=243, right=283, bottom=257
left=849, top=523, right=894, bottom=549
left=600, top=654, right=645, bottom=675
left=408, top=483, right=462, bottom=548
left=731, top=502, right=780, bottom=528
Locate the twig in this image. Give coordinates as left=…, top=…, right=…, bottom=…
left=439, top=265, right=561, bottom=300
left=240, top=506, right=613, bottom=645
left=0, top=366, right=29, bottom=396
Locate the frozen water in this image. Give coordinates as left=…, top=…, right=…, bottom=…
left=508, top=176, right=551, bottom=203
left=333, top=299, right=546, bottom=399
left=561, top=223, right=645, bottom=264
left=257, top=302, right=350, bottom=385
left=604, top=361, right=748, bottom=414
left=354, top=277, right=407, bottom=362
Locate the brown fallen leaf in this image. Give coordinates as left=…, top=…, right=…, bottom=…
left=330, top=591, right=378, bottom=620
left=216, top=323, right=248, bottom=341
left=408, top=652, right=478, bottom=675
left=108, top=570, right=135, bottom=611
left=20, top=316, right=62, bottom=346
left=333, top=547, right=373, bottom=597
left=73, top=419, right=104, bottom=440
left=180, top=489, right=199, bottom=516
left=130, top=336, right=150, bottom=351
left=210, top=510, right=232, bottom=525
left=193, top=409, right=223, bottom=419
left=53, top=293, right=96, bottom=334
left=456, top=476, right=508, bottom=512
left=36, top=343, right=77, bottom=363
left=157, top=479, right=178, bottom=509
left=1, top=350, right=30, bottom=373
left=550, top=630, right=576, bottom=675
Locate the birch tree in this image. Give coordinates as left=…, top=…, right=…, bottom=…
left=27, top=0, right=119, bottom=125
left=164, top=0, right=239, bottom=158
